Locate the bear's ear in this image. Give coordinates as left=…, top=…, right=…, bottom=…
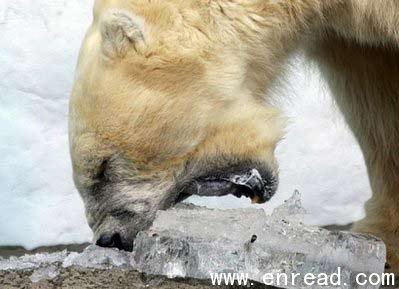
left=100, top=10, right=147, bottom=59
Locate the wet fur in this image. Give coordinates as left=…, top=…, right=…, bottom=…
left=70, top=0, right=399, bottom=269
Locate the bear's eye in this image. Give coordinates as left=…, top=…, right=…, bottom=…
left=96, top=159, right=108, bottom=181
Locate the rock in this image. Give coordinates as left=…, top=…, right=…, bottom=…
left=29, top=265, right=59, bottom=283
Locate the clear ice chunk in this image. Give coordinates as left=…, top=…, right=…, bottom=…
left=271, top=190, right=307, bottom=224
left=0, top=245, right=133, bottom=279
left=0, top=250, right=68, bottom=271
left=0, top=192, right=387, bottom=289
left=133, top=192, right=386, bottom=289
left=62, top=245, right=131, bottom=269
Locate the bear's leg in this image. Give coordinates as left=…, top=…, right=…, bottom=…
left=310, top=36, right=399, bottom=272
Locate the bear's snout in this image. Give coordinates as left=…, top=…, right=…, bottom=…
left=96, top=232, right=133, bottom=252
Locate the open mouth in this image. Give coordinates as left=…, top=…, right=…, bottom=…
left=177, top=168, right=278, bottom=204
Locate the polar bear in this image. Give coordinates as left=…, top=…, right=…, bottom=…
left=70, top=0, right=399, bottom=271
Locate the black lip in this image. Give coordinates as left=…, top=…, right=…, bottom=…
left=176, top=167, right=278, bottom=204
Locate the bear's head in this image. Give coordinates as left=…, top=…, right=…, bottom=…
left=70, top=0, right=285, bottom=251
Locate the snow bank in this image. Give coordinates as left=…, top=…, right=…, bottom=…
left=0, top=0, right=371, bottom=249
left=0, top=0, right=94, bottom=248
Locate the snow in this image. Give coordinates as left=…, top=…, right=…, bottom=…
left=0, top=0, right=94, bottom=249
left=0, top=0, right=372, bottom=249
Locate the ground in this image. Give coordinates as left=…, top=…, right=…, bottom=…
left=0, top=267, right=278, bottom=289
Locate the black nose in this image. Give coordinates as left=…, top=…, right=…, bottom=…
left=96, top=233, right=132, bottom=251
